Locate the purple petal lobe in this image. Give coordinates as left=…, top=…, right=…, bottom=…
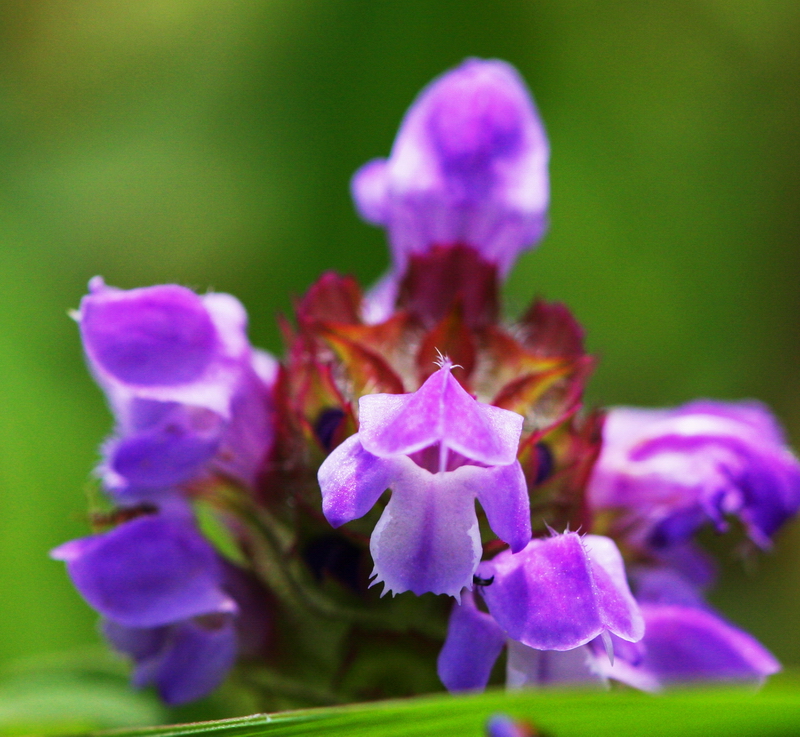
left=152, top=617, right=238, bottom=705
left=359, top=365, right=523, bottom=465
left=475, top=461, right=531, bottom=553
left=480, top=533, right=643, bottom=650
left=369, top=461, right=482, bottom=597
left=108, top=425, right=220, bottom=490
left=438, top=591, right=506, bottom=691
left=51, top=516, right=235, bottom=627
left=81, top=284, right=217, bottom=387
left=318, top=435, right=396, bottom=527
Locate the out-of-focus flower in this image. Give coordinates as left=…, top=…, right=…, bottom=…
left=437, top=533, right=643, bottom=691
left=77, top=277, right=276, bottom=499
left=103, top=615, right=238, bottom=706
left=52, top=511, right=269, bottom=704
left=51, top=512, right=237, bottom=626
left=587, top=401, right=800, bottom=550
left=318, top=361, right=530, bottom=598
left=352, top=58, right=549, bottom=322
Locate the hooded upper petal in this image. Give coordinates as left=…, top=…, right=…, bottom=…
left=478, top=533, right=643, bottom=651
left=351, top=58, right=549, bottom=278
left=358, top=363, right=523, bottom=466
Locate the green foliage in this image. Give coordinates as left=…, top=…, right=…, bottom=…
left=80, top=677, right=800, bottom=737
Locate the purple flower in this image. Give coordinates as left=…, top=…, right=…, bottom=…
left=352, top=58, right=548, bottom=297
left=587, top=401, right=800, bottom=550
left=51, top=512, right=236, bottom=627
left=103, top=615, right=237, bottom=706
left=437, top=533, right=643, bottom=691
left=51, top=511, right=270, bottom=704
left=318, top=361, right=530, bottom=597
left=77, top=278, right=276, bottom=498
left=498, top=567, right=780, bottom=692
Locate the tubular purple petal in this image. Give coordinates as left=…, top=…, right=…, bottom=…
left=506, top=640, right=605, bottom=689
left=438, top=591, right=506, bottom=692
left=588, top=401, right=800, bottom=550
left=598, top=604, right=780, bottom=689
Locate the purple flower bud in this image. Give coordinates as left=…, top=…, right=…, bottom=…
left=318, top=363, right=530, bottom=597
left=588, top=401, right=800, bottom=550
left=51, top=514, right=236, bottom=627
left=103, top=615, right=237, bottom=706
left=437, top=533, right=643, bottom=691
left=352, top=58, right=549, bottom=281
left=77, top=278, right=276, bottom=498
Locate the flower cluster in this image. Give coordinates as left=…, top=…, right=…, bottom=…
left=53, top=58, right=799, bottom=707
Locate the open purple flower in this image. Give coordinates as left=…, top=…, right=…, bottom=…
left=318, top=361, right=530, bottom=597
left=77, top=278, right=276, bottom=498
left=493, top=566, right=779, bottom=692
left=437, top=533, right=644, bottom=691
left=587, top=401, right=800, bottom=550
left=352, top=59, right=549, bottom=320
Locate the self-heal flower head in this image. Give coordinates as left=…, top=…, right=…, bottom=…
left=352, top=58, right=549, bottom=281
left=77, top=278, right=276, bottom=498
left=318, top=361, right=530, bottom=598
left=587, top=401, right=800, bottom=550
left=437, top=533, right=644, bottom=692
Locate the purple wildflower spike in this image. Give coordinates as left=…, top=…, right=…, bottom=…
left=78, top=278, right=275, bottom=498
left=588, top=401, right=800, bottom=550
left=318, top=362, right=530, bottom=597
left=478, top=533, right=643, bottom=651
left=51, top=514, right=236, bottom=627
left=352, top=58, right=549, bottom=312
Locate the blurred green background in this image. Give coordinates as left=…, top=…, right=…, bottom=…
left=0, top=0, right=799, bottom=718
